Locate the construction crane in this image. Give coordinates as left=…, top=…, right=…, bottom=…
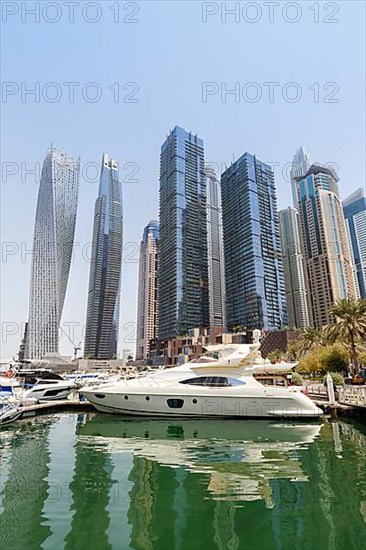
left=73, top=341, right=82, bottom=361
left=59, top=324, right=82, bottom=361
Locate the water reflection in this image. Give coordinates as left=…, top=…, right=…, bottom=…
left=78, top=417, right=322, bottom=508
left=0, top=414, right=365, bottom=550
left=0, top=416, right=54, bottom=548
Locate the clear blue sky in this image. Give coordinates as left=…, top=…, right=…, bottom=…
left=1, top=1, right=365, bottom=359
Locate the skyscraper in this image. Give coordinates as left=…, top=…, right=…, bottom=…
left=205, top=166, right=226, bottom=329
left=290, top=146, right=311, bottom=208
left=221, top=152, right=287, bottom=331
left=136, top=220, right=159, bottom=360
left=84, top=154, right=123, bottom=360
left=296, top=164, right=357, bottom=328
left=343, top=188, right=366, bottom=298
left=278, top=207, right=310, bottom=328
left=159, top=126, right=209, bottom=340
left=25, top=147, right=80, bottom=360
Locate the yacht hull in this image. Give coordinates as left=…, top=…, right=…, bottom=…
left=81, top=390, right=323, bottom=418
left=22, top=383, right=75, bottom=402
left=0, top=404, right=23, bottom=425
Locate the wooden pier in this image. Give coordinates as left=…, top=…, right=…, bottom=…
left=22, top=399, right=94, bottom=417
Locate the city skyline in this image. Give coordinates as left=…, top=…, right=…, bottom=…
left=3, top=138, right=365, bottom=360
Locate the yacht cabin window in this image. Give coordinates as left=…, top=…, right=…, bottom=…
left=179, top=376, right=245, bottom=387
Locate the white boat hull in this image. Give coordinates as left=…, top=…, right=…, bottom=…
left=0, top=404, right=23, bottom=425
left=22, top=383, right=75, bottom=402
left=81, top=389, right=323, bottom=418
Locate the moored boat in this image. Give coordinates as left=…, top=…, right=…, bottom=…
left=0, top=401, right=24, bottom=426
left=80, top=345, right=323, bottom=419
left=22, top=379, right=76, bottom=402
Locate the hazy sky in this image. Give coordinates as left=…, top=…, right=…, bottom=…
left=1, top=1, right=365, bottom=359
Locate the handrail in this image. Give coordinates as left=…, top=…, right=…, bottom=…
left=338, top=386, right=366, bottom=407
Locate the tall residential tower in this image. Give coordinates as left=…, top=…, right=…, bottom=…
left=136, top=220, right=159, bottom=360
left=25, top=147, right=80, bottom=359
left=84, top=154, right=123, bottom=360
left=221, top=153, right=287, bottom=331
left=205, top=166, right=226, bottom=329
left=159, top=126, right=209, bottom=340
left=290, top=146, right=311, bottom=208
left=296, top=165, right=357, bottom=328
left=278, top=207, right=309, bottom=328
left=343, top=188, right=366, bottom=298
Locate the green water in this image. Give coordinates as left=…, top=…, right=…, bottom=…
left=0, top=413, right=365, bottom=550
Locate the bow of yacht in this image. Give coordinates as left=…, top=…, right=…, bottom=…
left=80, top=344, right=323, bottom=418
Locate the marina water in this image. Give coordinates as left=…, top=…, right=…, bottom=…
left=1, top=413, right=365, bottom=549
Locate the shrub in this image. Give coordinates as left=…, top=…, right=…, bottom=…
left=267, top=348, right=283, bottom=364
left=318, top=344, right=349, bottom=373
left=323, top=371, right=345, bottom=386
left=291, top=372, right=304, bottom=386
left=297, top=350, right=321, bottom=374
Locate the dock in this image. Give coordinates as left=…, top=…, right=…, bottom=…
left=306, top=384, right=366, bottom=417
left=22, top=399, right=94, bottom=417
left=338, top=386, right=366, bottom=408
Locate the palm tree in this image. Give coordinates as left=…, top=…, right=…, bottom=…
left=233, top=325, right=247, bottom=333
left=298, top=326, right=322, bottom=355
left=286, top=341, right=300, bottom=361
left=327, top=298, right=366, bottom=371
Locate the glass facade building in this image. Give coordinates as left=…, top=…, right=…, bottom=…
left=221, top=153, right=287, bottom=331
left=205, top=166, right=226, bottom=329
left=84, top=154, right=123, bottom=359
left=136, top=220, right=159, bottom=360
left=159, top=126, right=209, bottom=340
left=296, top=165, right=357, bottom=328
left=278, top=207, right=310, bottom=328
left=343, top=188, right=366, bottom=298
left=25, top=147, right=80, bottom=359
left=290, top=146, right=311, bottom=209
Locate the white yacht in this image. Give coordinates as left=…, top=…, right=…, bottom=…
left=0, top=400, right=24, bottom=426
left=80, top=345, right=323, bottom=418
left=22, top=379, right=76, bottom=402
